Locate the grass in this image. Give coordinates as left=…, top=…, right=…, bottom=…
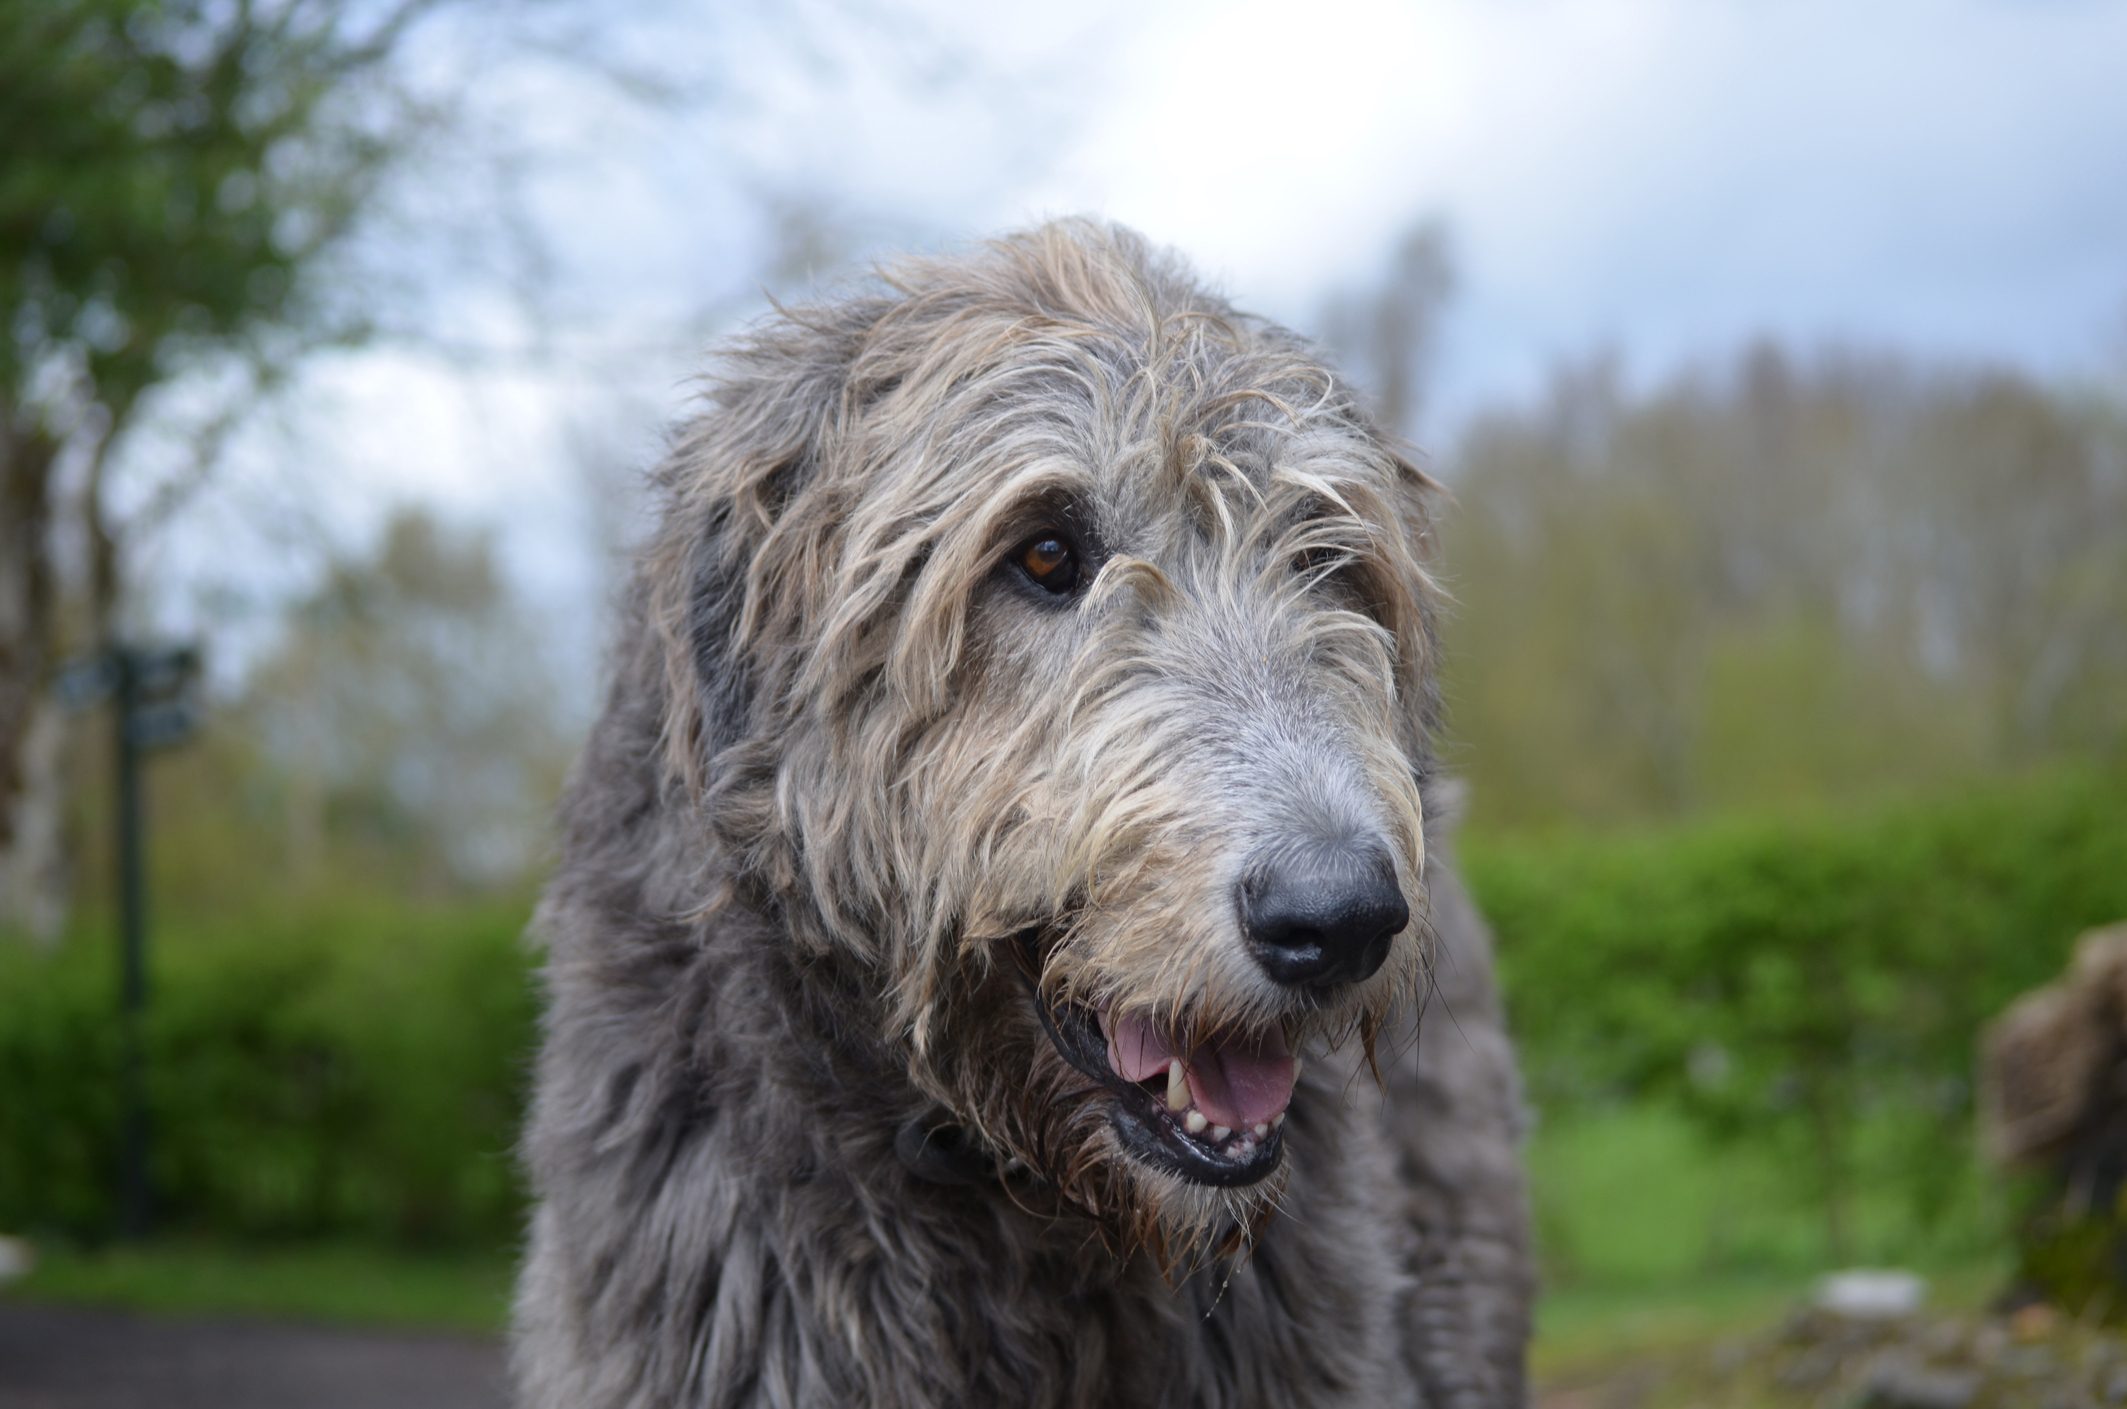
left=1, top=1238, right=517, bottom=1334
left=1535, top=1272, right=1813, bottom=1375
left=1527, top=1106, right=2006, bottom=1285
left=1523, top=1104, right=2014, bottom=1385
left=1532, top=1261, right=2009, bottom=1381
left=0, top=1110, right=2017, bottom=1362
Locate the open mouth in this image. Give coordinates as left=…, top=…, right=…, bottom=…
left=1022, top=948, right=1294, bottom=1187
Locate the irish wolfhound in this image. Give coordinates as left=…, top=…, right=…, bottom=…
left=513, top=220, right=1533, bottom=1408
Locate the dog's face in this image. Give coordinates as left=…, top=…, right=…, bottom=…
left=654, top=225, right=1439, bottom=1259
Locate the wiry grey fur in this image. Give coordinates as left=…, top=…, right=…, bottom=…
left=512, top=221, right=1534, bottom=1408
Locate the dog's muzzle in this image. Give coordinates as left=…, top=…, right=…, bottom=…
left=1018, top=937, right=1292, bottom=1187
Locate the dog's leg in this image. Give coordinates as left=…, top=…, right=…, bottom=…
left=1383, top=849, right=1537, bottom=1408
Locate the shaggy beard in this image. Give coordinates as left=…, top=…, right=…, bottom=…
left=1006, top=1040, right=1296, bottom=1277
left=1107, top=1132, right=1296, bottom=1276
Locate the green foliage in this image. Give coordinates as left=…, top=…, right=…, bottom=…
left=1, top=0, right=432, bottom=404
left=1467, top=767, right=2127, bottom=1266
left=0, top=898, right=537, bottom=1248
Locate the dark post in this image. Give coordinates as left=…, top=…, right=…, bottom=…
left=54, top=640, right=201, bottom=1242
left=113, top=647, right=151, bottom=1239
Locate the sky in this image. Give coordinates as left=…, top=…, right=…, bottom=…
left=143, top=0, right=2127, bottom=703
left=634, top=0, right=2127, bottom=424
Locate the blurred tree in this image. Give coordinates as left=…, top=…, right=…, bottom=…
left=1319, top=220, right=1455, bottom=443
left=1443, top=347, right=2127, bottom=830
left=0, top=0, right=447, bottom=934
left=238, top=507, right=569, bottom=894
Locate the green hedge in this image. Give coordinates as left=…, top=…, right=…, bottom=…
left=1466, top=767, right=2127, bottom=1259
left=0, top=901, right=537, bottom=1248
left=3, top=770, right=2120, bottom=1257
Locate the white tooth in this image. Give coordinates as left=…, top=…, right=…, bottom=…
left=1251, top=1123, right=1269, bottom=1138
left=1271, top=1112, right=1286, bottom=1129
left=1165, top=1060, right=1190, bottom=1112
left=1210, top=1125, right=1232, bottom=1142
left=1184, top=1109, right=1208, bottom=1134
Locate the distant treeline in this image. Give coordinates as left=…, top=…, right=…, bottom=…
left=1440, top=345, right=2127, bottom=830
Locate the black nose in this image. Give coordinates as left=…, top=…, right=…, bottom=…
left=1239, top=842, right=1409, bottom=989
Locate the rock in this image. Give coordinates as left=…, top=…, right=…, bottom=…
left=1775, top=1341, right=1843, bottom=1392
left=0, top=1234, right=33, bottom=1283
left=1817, top=1269, right=1929, bottom=1320
left=1861, top=1355, right=1982, bottom=1409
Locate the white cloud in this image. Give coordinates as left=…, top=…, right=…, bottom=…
left=1004, top=0, right=2127, bottom=430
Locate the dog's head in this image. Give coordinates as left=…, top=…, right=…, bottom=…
left=651, top=220, right=1440, bottom=1259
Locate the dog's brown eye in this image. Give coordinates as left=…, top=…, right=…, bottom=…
left=1016, top=534, right=1079, bottom=595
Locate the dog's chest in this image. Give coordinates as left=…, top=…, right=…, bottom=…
left=1096, top=1230, right=1406, bottom=1409
left=1097, top=1277, right=1412, bottom=1409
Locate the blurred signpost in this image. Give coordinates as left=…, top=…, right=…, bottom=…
left=54, top=642, right=204, bottom=1240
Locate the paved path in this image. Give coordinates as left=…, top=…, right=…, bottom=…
left=0, top=1303, right=508, bottom=1409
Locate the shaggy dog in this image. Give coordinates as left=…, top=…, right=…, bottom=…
left=512, top=220, right=1534, bottom=1408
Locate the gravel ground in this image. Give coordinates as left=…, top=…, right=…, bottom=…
left=1534, top=1304, right=2127, bottom=1409
left=0, top=1303, right=508, bottom=1409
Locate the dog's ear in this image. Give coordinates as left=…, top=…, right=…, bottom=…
left=1357, top=434, right=1446, bottom=748
left=646, top=297, right=894, bottom=807
left=1381, top=443, right=1455, bottom=876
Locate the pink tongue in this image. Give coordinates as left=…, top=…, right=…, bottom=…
left=1102, top=1010, right=1297, bottom=1131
